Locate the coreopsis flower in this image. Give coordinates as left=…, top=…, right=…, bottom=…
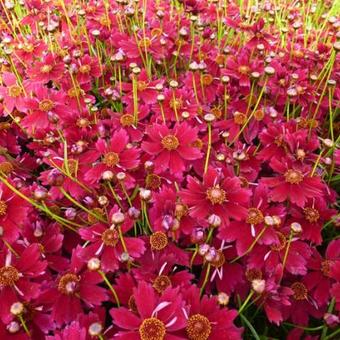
left=182, top=285, right=242, bottom=339
left=0, top=182, right=30, bottom=243
left=40, top=248, right=108, bottom=326
left=75, top=55, right=102, bottom=84
left=110, top=281, right=187, bottom=339
left=180, top=167, right=251, bottom=227
left=0, top=245, right=47, bottom=323
left=0, top=72, right=27, bottom=114
left=219, top=184, right=284, bottom=256
left=84, top=129, right=140, bottom=183
left=27, top=53, right=64, bottom=83
left=142, top=122, right=202, bottom=176
left=262, top=158, right=325, bottom=207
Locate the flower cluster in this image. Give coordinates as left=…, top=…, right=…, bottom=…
left=0, top=0, right=339, bottom=339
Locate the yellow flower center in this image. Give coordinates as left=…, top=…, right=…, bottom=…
left=58, top=273, right=80, bottom=295
left=0, top=200, right=7, bottom=216
left=40, top=65, right=53, bottom=73
left=139, top=317, right=166, bottom=340
left=8, top=85, right=22, bottom=97
left=206, top=186, right=226, bottom=205
left=291, top=282, right=308, bottom=300
left=0, top=266, right=19, bottom=286
left=247, top=208, right=264, bottom=225
left=39, top=99, right=54, bottom=112
left=101, top=229, right=119, bottom=247
left=284, top=169, right=303, bottom=184
left=303, top=207, right=320, bottom=223
left=103, top=152, right=120, bottom=167
left=153, top=275, right=171, bottom=293
left=150, top=232, right=168, bottom=251
left=186, top=314, right=211, bottom=340
left=120, top=114, right=134, bottom=127
left=161, top=135, right=179, bottom=151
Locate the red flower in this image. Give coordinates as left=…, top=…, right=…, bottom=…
left=142, top=122, right=202, bottom=175
left=180, top=167, right=251, bottom=227
left=110, top=281, right=187, bottom=339
left=262, top=158, right=325, bottom=207
left=84, top=129, right=140, bottom=183
left=182, top=285, right=242, bottom=339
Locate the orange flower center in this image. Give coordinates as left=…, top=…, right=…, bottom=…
left=211, top=250, right=225, bottom=268
left=206, top=186, right=226, bottom=205
left=0, top=266, right=19, bottom=286
left=247, top=208, right=264, bottom=225
left=270, top=232, right=287, bottom=251
left=169, top=97, right=183, bottom=110
left=40, top=65, right=53, bottom=73
left=58, top=273, right=80, bottom=295
left=175, top=203, right=188, bottom=219
left=79, top=65, right=91, bottom=74
left=139, top=317, right=166, bottom=340
left=150, top=231, right=168, bottom=250
left=321, top=260, right=332, bottom=277
left=101, top=229, right=119, bottom=247
left=103, top=152, right=120, bottom=167
left=245, top=268, right=263, bottom=281
left=161, top=135, right=179, bottom=150
left=0, top=162, right=14, bottom=174
left=303, top=207, right=320, bottom=223
left=186, top=314, right=211, bottom=340
left=138, top=38, right=151, bottom=49
left=137, top=81, right=148, bottom=91
left=8, top=85, right=22, bottom=97
left=146, top=174, right=162, bottom=189
left=39, top=99, right=54, bottom=112
left=233, top=111, right=247, bottom=125
left=120, top=114, right=134, bottom=127
left=284, top=169, right=303, bottom=184
left=291, top=282, right=308, bottom=300
left=153, top=275, right=171, bottom=293
left=238, top=65, right=250, bottom=75
left=0, top=200, right=7, bottom=216
left=201, top=74, right=213, bottom=86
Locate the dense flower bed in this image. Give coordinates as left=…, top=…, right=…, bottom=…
left=0, top=0, right=339, bottom=339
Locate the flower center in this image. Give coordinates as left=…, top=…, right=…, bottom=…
left=79, top=65, right=91, bottom=74
left=321, top=260, right=332, bottom=277
left=146, top=174, right=162, bottom=189
left=161, top=135, right=179, bottom=151
left=0, top=162, right=13, bottom=175
left=137, top=81, right=148, bottom=91
left=206, top=186, right=226, bottom=205
left=103, top=152, right=120, bottom=167
left=120, top=114, right=134, bottom=127
left=101, top=229, right=119, bottom=247
left=0, top=266, right=19, bottom=286
left=138, top=38, right=151, bottom=49
left=8, top=85, right=22, bottom=97
left=150, top=231, right=168, bottom=251
left=169, top=97, right=183, bottom=110
left=175, top=203, right=188, bottom=219
left=303, top=207, right=320, bottom=223
left=139, top=317, right=166, bottom=340
left=270, top=232, right=287, bottom=251
left=201, top=74, right=213, bottom=86
left=247, top=208, right=264, bottom=225
left=291, top=282, right=308, bottom=300
left=0, top=200, right=7, bottom=216
left=128, top=295, right=138, bottom=312
left=153, top=275, right=171, bottom=293
left=238, top=65, right=250, bottom=75
left=40, top=65, right=53, bottom=73
left=245, top=268, right=263, bottom=281
left=58, top=273, right=80, bottom=295
left=39, top=99, right=54, bottom=112
left=233, top=111, right=247, bottom=125
left=186, top=314, right=211, bottom=340
left=211, top=250, right=225, bottom=268
left=284, top=169, right=303, bottom=184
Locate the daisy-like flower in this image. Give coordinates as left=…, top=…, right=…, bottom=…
left=262, top=158, right=325, bottom=207
left=0, top=182, right=30, bottom=243
left=142, top=122, right=202, bottom=176
left=0, top=245, right=47, bottom=324
left=110, top=281, right=187, bottom=340
left=0, top=72, right=27, bottom=114
left=84, top=129, right=140, bottom=183
left=180, top=167, right=251, bottom=227
left=182, top=285, right=242, bottom=340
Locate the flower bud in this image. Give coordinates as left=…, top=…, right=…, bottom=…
left=139, top=188, right=152, bottom=201
left=208, top=214, right=221, bottom=228
left=217, top=292, right=230, bottom=305
left=87, top=257, right=101, bottom=271
left=88, top=322, right=103, bottom=336
left=102, top=170, right=114, bottom=181
left=111, top=212, right=125, bottom=225
left=10, top=302, right=24, bottom=316
left=290, top=222, right=302, bottom=233
left=198, top=243, right=210, bottom=256
left=252, top=279, right=266, bottom=294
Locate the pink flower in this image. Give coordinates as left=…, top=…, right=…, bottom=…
left=180, top=167, right=251, bottom=227
left=142, top=122, right=202, bottom=175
